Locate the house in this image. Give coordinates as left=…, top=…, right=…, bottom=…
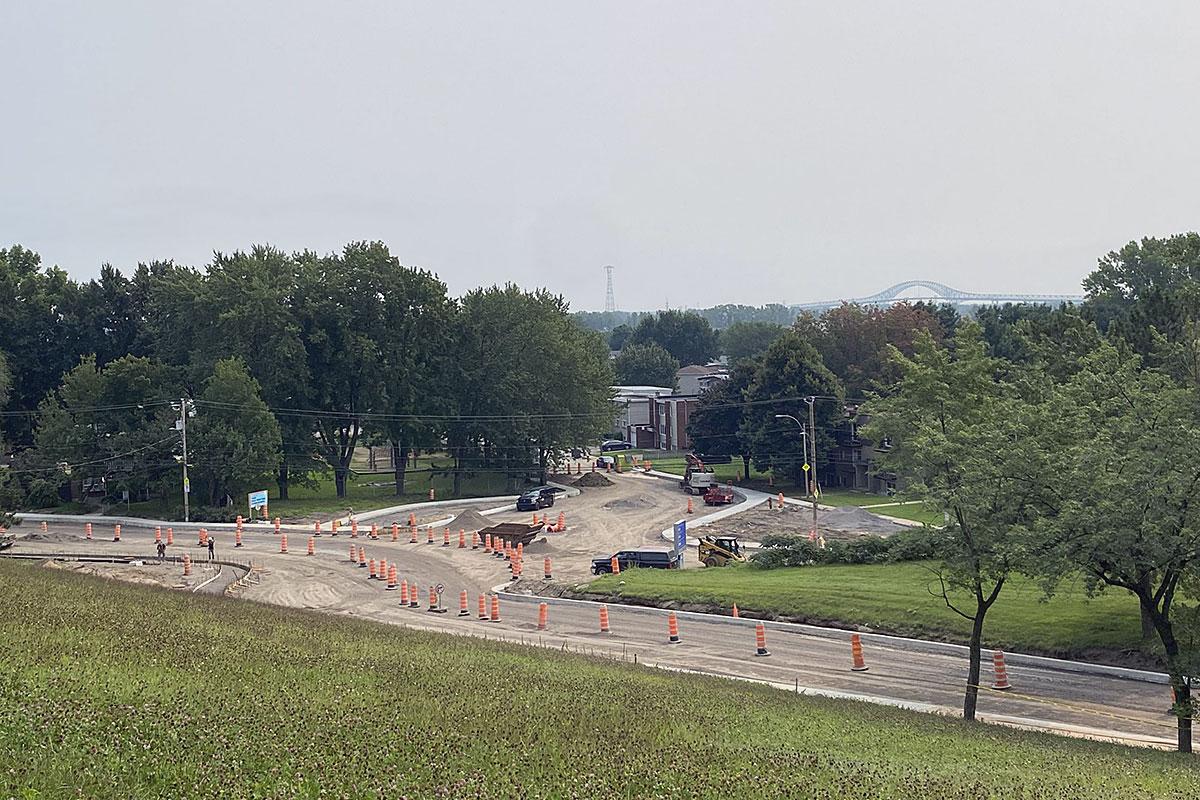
left=675, top=363, right=729, bottom=396
left=826, top=407, right=896, bottom=495
left=610, top=385, right=699, bottom=451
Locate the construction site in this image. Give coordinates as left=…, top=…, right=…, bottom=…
left=2, top=461, right=1185, bottom=752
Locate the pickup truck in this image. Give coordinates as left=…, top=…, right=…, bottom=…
left=591, top=548, right=682, bottom=574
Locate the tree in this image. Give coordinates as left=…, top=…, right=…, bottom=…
left=629, top=310, right=719, bottom=367
left=687, top=362, right=756, bottom=477
left=0, top=350, right=10, bottom=451
left=613, top=343, right=678, bottom=388
left=863, top=324, right=1050, bottom=722
left=742, top=331, right=842, bottom=486
left=1039, top=341, right=1200, bottom=752
left=1083, top=233, right=1200, bottom=356
left=189, top=359, right=283, bottom=507
left=720, top=321, right=785, bottom=363
left=608, top=324, right=633, bottom=352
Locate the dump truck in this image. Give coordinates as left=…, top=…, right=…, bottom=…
left=697, top=535, right=746, bottom=567
left=680, top=454, right=716, bottom=495
left=479, top=521, right=544, bottom=548
left=703, top=485, right=735, bottom=505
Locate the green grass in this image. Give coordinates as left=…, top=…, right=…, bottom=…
left=585, top=562, right=1147, bottom=659
left=1, top=561, right=1196, bottom=799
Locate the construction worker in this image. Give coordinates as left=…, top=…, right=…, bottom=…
left=156, top=540, right=166, bottom=559
left=207, top=535, right=215, bottom=561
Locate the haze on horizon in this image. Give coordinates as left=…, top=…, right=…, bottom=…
left=3, top=1, right=1198, bottom=312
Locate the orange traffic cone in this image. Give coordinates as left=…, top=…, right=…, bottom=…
left=429, top=586, right=447, bottom=614
left=458, top=528, right=466, bottom=549
left=490, top=595, right=501, bottom=622
left=166, top=527, right=174, bottom=546
left=992, top=650, right=1011, bottom=690
left=274, top=517, right=281, bottom=535
left=512, top=558, right=523, bottom=579
left=235, top=528, right=243, bottom=548
left=236, top=515, right=244, bottom=532
left=427, top=526, right=434, bottom=544
left=332, top=520, right=340, bottom=536
left=85, top=523, right=93, bottom=540
left=408, top=512, right=416, bottom=527
left=386, top=564, right=398, bottom=590
left=368, top=559, right=377, bottom=579
left=280, top=533, right=288, bottom=553
left=472, top=531, right=480, bottom=550
left=443, top=527, right=450, bottom=547
left=357, top=546, right=366, bottom=568
left=410, top=525, right=418, bottom=544
left=557, top=511, right=565, bottom=530
left=399, top=579, right=409, bottom=604
left=537, top=602, right=548, bottom=631
left=777, top=492, right=784, bottom=507
left=504, top=543, right=512, bottom=562
left=377, top=558, right=387, bottom=581
left=314, top=520, right=322, bottom=537
left=114, top=524, right=121, bottom=542
left=484, top=533, right=493, bottom=553
left=198, top=528, right=207, bottom=546
left=543, top=557, right=552, bottom=580
left=667, top=612, right=680, bottom=644
left=610, top=556, right=620, bottom=575
left=429, top=488, right=435, bottom=501
left=306, top=536, right=315, bottom=556
left=517, top=542, right=524, bottom=561
left=155, top=526, right=162, bottom=544
left=391, top=523, right=399, bottom=542
left=350, top=520, right=358, bottom=539
left=369, top=523, right=378, bottom=540
left=687, top=497, right=694, bottom=514
left=409, top=582, right=420, bottom=608
left=732, top=603, right=740, bottom=618
left=458, top=589, right=469, bottom=616
left=754, top=622, right=770, bottom=657
left=349, top=544, right=356, bottom=562
left=850, top=633, right=869, bottom=671
left=478, top=593, right=488, bottom=619
left=182, top=554, right=191, bottom=576
left=599, top=605, right=611, bottom=633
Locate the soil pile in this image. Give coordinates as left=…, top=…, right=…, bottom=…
left=446, top=509, right=495, bottom=531
left=574, top=472, right=614, bottom=488
left=603, top=497, right=656, bottom=511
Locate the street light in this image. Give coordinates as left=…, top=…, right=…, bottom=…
left=775, top=411, right=820, bottom=544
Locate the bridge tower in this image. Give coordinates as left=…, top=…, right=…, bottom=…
left=603, top=265, right=616, bottom=313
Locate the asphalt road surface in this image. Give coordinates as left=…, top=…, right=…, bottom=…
left=10, top=471, right=1182, bottom=749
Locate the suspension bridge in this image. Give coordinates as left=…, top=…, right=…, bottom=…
left=792, top=279, right=1084, bottom=312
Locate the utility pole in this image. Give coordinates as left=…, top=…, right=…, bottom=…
left=176, top=398, right=193, bottom=523
left=805, top=395, right=819, bottom=539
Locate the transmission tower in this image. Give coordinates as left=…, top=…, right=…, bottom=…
left=603, top=265, right=616, bottom=312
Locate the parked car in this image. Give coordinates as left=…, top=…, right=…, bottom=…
left=591, top=548, right=682, bottom=574
left=516, top=487, right=557, bottom=512
left=600, top=439, right=633, bottom=452
left=595, top=455, right=616, bottom=469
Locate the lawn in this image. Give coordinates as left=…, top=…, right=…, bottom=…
left=584, top=561, right=1146, bottom=660
left=1, top=561, right=1195, bottom=799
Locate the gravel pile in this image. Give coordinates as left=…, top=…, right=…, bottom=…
left=574, top=472, right=614, bottom=488
left=446, top=509, right=495, bottom=531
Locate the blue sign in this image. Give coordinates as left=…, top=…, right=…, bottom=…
left=248, top=490, right=269, bottom=510
left=673, top=520, right=687, bottom=552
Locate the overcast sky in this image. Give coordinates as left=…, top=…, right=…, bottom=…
left=3, top=2, right=1198, bottom=310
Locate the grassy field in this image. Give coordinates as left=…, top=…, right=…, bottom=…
left=1, top=561, right=1196, bottom=799
left=584, top=562, right=1146, bottom=659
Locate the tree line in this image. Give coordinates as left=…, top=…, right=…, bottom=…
left=0, top=243, right=613, bottom=517
left=684, top=233, right=1200, bottom=752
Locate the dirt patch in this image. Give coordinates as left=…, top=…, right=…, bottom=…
left=446, top=509, right=495, bottom=532
left=705, top=502, right=908, bottom=542
left=602, top=497, right=657, bottom=512
left=574, top=472, right=614, bottom=488
left=42, top=558, right=196, bottom=590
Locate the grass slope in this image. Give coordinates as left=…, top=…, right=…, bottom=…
left=2, top=561, right=1196, bottom=799
left=585, top=562, right=1145, bottom=659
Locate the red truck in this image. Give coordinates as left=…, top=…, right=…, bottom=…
left=703, top=485, right=735, bottom=505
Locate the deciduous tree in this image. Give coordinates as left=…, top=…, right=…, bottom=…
left=613, top=342, right=678, bottom=388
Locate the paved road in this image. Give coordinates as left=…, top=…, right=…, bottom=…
left=9, top=472, right=1182, bottom=749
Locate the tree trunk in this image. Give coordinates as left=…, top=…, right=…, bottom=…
left=277, top=464, right=290, bottom=500
left=741, top=454, right=751, bottom=482
left=334, top=467, right=348, bottom=499
left=1140, top=605, right=1157, bottom=641
left=391, top=440, right=409, bottom=497
left=964, top=611, right=985, bottom=722
left=453, top=449, right=463, bottom=496
left=1142, top=595, right=1193, bottom=753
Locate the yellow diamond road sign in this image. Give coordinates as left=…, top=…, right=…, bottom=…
left=802, top=463, right=810, bottom=472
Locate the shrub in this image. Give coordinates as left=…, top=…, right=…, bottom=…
left=752, top=528, right=941, bottom=569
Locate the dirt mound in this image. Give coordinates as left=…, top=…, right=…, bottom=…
left=602, top=496, right=656, bottom=511
left=816, top=506, right=907, bottom=534
left=574, top=472, right=614, bottom=487
left=446, top=509, right=495, bottom=531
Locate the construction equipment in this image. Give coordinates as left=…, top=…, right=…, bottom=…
left=703, top=485, right=735, bottom=505
left=479, top=521, right=544, bottom=549
left=680, top=454, right=716, bottom=495
left=698, top=535, right=746, bottom=567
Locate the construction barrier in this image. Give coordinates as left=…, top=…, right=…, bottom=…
left=391, top=523, right=399, bottom=542
left=478, top=593, right=488, bottom=620
left=182, top=554, right=191, bottom=576
left=428, top=586, right=447, bottom=614
left=399, top=579, right=409, bottom=604
left=409, top=583, right=420, bottom=609
left=484, top=533, right=492, bottom=553
left=667, top=612, right=680, bottom=644
left=429, top=488, right=435, bottom=501
left=154, top=527, right=162, bottom=544
left=378, top=558, right=387, bottom=581
left=85, top=523, right=93, bottom=540
left=599, top=605, right=610, bottom=633
left=410, top=525, right=418, bottom=544
left=166, top=528, right=174, bottom=546
left=687, top=497, right=693, bottom=514
left=610, top=556, right=620, bottom=575
left=472, top=531, right=480, bottom=550
left=556, top=511, right=565, bottom=531
left=386, top=564, right=398, bottom=590
left=458, top=528, right=466, bottom=549
left=755, top=623, right=770, bottom=657
left=279, top=533, right=288, bottom=554
left=517, top=542, right=524, bottom=561
left=114, top=524, right=121, bottom=543
left=350, top=520, right=358, bottom=539
left=427, top=527, right=434, bottom=544
left=732, top=603, right=739, bottom=618
left=349, top=544, right=356, bottom=562
left=306, top=536, right=315, bottom=556
left=543, top=557, right=552, bottom=580
left=235, top=528, right=243, bottom=548
left=537, top=602, right=548, bottom=631
left=992, top=650, right=1011, bottom=690
left=315, top=520, right=322, bottom=537
left=368, top=559, right=377, bottom=579
left=357, top=546, right=367, bottom=568
left=408, top=512, right=416, bottom=527
left=332, top=520, right=340, bottom=536
left=442, top=528, right=450, bottom=547
left=489, top=595, right=501, bottom=622
left=274, top=517, right=281, bottom=535
left=198, top=528, right=207, bottom=547
left=370, top=523, right=378, bottom=540
left=459, top=589, right=469, bottom=616
left=850, top=633, right=869, bottom=672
